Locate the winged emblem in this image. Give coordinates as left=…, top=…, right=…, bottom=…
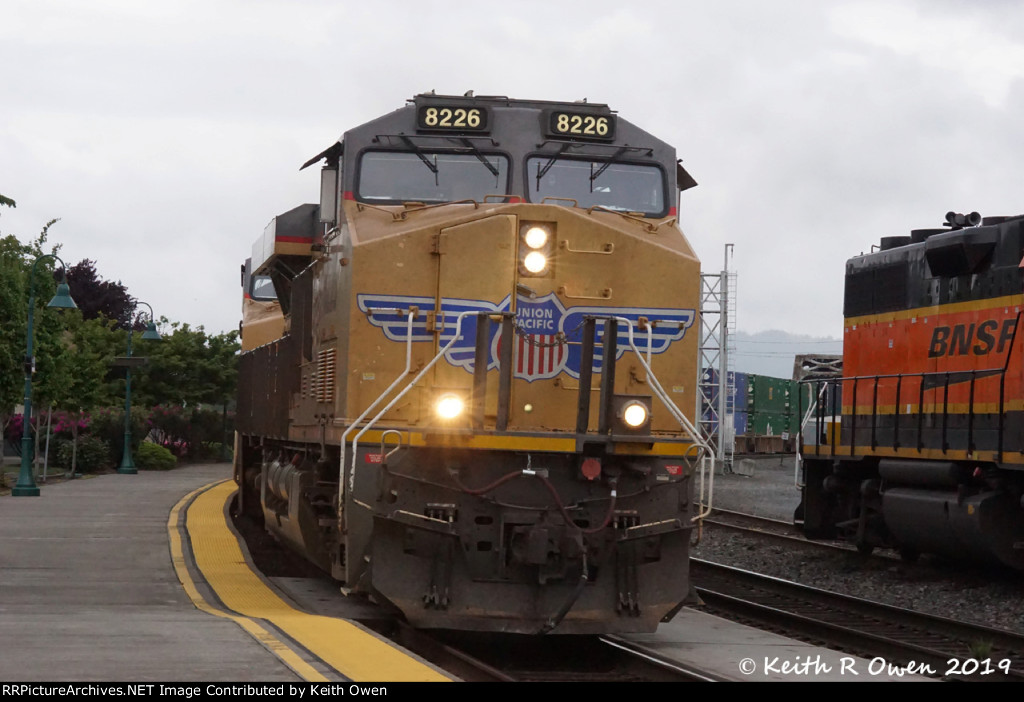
left=357, top=292, right=695, bottom=382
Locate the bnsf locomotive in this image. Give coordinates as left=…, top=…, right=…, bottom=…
left=798, top=211, right=1024, bottom=569
left=234, top=94, right=707, bottom=633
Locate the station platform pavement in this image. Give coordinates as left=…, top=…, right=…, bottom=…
left=0, top=463, right=929, bottom=683
left=0, top=464, right=450, bottom=683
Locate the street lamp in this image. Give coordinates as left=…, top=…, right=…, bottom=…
left=118, top=302, right=161, bottom=474
left=14, top=254, right=77, bottom=497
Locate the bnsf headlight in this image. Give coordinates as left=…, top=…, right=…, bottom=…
left=435, top=393, right=465, bottom=420
left=522, top=251, right=548, bottom=274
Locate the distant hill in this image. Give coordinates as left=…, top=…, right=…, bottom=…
left=728, top=329, right=843, bottom=379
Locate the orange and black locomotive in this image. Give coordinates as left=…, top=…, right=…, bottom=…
left=799, top=211, right=1024, bottom=568
left=234, top=94, right=707, bottom=633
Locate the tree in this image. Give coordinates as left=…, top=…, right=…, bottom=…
left=64, top=259, right=137, bottom=330
left=133, top=323, right=240, bottom=408
left=0, top=220, right=70, bottom=477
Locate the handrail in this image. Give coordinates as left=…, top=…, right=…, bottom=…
left=338, top=311, right=415, bottom=515
left=798, top=347, right=1017, bottom=457
left=613, top=316, right=715, bottom=521
left=348, top=310, right=476, bottom=500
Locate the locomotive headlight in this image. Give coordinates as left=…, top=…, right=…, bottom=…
left=621, top=402, right=648, bottom=428
left=519, top=221, right=554, bottom=277
left=611, top=395, right=652, bottom=435
left=523, top=251, right=548, bottom=274
left=435, top=393, right=465, bottom=420
left=524, top=226, right=549, bottom=249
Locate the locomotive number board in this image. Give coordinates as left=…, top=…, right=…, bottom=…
left=416, top=105, right=490, bottom=132
left=546, top=110, right=616, bottom=141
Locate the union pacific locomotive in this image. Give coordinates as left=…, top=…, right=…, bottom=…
left=798, top=211, right=1024, bottom=569
left=234, top=93, right=708, bottom=633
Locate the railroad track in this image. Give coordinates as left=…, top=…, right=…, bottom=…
left=699, top=507, right=870, bottom=553
left=397, top=624, right=720, bottom=682
left=692, top=558, right=1024, bottom=681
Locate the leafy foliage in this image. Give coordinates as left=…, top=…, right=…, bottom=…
left=133, top=323, right=239, bottom=407
left=54, top=435, right=112, bottom=474
left=0, top=221, right=239, bottom=471
left=136, top=442, right=177, bottom=471
left=64, top=259, right=137, bottom=330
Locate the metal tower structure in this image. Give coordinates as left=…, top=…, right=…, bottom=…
left=697, top=244, right=736, bottom=472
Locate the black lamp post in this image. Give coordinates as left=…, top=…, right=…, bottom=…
left=14, top=255, right=77, bottom=497
left=117, top=302, right=161, bottom=474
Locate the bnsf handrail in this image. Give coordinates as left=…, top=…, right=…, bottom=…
left=797, top=311, right=1020, bottom=463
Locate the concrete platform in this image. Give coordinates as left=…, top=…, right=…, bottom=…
left=0, top=464, right=448, bottom=682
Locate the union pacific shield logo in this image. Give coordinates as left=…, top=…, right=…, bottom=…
left=497, top=295, right=568, bottom=380
left=357, top=292, right=695, bottom=382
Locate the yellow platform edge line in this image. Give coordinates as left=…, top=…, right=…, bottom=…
left=179, top=480, right=451, bottom=682
left=168, top=482, right=329, bottom=682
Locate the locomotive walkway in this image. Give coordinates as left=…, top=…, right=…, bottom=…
left=0, top=462, right=929, bottom=683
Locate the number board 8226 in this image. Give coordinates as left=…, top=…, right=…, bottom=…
left=547, top=110, right=616, bottom=141
left=416, top=105, right=490, bottom=132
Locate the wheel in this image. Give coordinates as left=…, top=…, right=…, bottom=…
left=856, top=542, right=874, bottom=556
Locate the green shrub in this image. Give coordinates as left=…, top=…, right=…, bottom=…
left=136, top=441, right=177, bottom=471
left=55, top=436, right=113, bottom=474
left=88, top=407, right=150, bottom=461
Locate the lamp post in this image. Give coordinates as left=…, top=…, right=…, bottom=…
left=14, top=254, right=77, bottom=497
left=118, top=302, right=161, bottom=474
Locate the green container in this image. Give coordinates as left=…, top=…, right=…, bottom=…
left=746, top=374, right=791, bottom=415
left=749, top=410, right=788, bottom=436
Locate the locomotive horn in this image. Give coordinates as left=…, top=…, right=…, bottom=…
left=944, top=211, right=983, bottom=228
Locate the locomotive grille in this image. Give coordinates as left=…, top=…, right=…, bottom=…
left=315, top=348, right=336, bottom=404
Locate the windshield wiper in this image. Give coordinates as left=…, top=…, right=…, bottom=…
left=535, top=143, right=571, bottom=189
left=399, top=136, right=439, bottom=178
left=458, top=138, right=499, bottom=177
left=589, top=146, right=629, bottom=184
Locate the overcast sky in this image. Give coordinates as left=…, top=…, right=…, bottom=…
left=3, top=0, right=1021, bottom=344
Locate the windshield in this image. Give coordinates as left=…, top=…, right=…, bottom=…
left=358, top=150, right=510, bottom=203
left=527, top=157, right=665, bottom=215
left=250, top=275, right=277, bottom=301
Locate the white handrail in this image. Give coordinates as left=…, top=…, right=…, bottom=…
left=613, top=316, right=715, bottom=521
left=348, top=310, right=476, bottom=499
left=338, top=310, right=415, bottom=514
left=794, top=383, right=829, bottom=490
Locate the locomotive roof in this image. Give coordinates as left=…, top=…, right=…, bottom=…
left=844, top=213, right=1024, bottom=317
left=301, top=93, right=696, bottom=192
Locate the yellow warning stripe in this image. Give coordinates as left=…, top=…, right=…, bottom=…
left=844, top=293, right=1023, bottom=326
left=353, top=429, right=696, bottom=456
left=170, top=481, right=451, bottom=682
left=167, top=483, right=327, bottom=681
